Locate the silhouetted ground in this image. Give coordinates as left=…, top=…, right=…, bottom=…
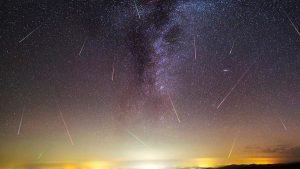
left=193, top=162, right=300, bottom=169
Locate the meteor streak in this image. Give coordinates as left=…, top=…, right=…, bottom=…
left=168, top=94, right=181, bottom=123
left=283, top=10, right=300, bottom=37
left=217, top=62, right=255, bottom=109
left=126, top=130, right=147, bottom=146
left=79, top=38, right=87, bottom=56
left=19, top=25, right=42, bottom=43
left=37, top=152, right=43, bottom=160
left=228, top=136, right=238, bottom=159
left=111, top=56, right=116, bottom=81
left=229, top=41, right=235, bottom=55
left=17, top=106, right=25, bottom=136
left=193, top=36, right=197, bottom=60
left=279, top=117, right=287, bottom=131
left=36, top=146, right=51, bottom=160
left=56, top=101, right=74, bottom=145
left=133, top=0, right=141, bottom=19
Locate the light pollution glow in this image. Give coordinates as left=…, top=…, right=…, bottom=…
left=2, top=157, right=285, bottom=169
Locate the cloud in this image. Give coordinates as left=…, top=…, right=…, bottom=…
left=289, top=146, right=300, bottom=157
left=262, top=145, right=289, bottom=154
left=244, top=145, right=300, bottom=157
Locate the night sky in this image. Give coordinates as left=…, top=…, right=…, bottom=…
left=0, top=0, right=299, bottom=168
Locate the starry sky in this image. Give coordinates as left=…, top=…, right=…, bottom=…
left=0, top=0, right=299, bottom=168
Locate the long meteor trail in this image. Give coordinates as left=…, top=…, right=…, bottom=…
left=228, top=136, right=238, bottom=159
left=126, top=130, right=147, bottom=146
left=56, top=101, right=74, bottom=145
left=19, top=25, right=42, bottom=43
left=168, top=94, right=181, bottom=123
left=217, top=62, right=255, bottom=109
left=283, top=10, right=300, bottom=37
left=17, top=106, right=25, bottom=136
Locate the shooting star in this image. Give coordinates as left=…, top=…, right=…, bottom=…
left=111, top=56, right=116, bottom=81
left=79, top=38, right=87, bottom=56
left=133, top=0, right=141, bottom=19
left=168, top=94, right=181, bottom=123
left=217, top=62, right=255, bottom=109
left=126, top=130, right=147, bottom=146
left=283, top=10, right=300, bottom=37
left=229, top=41, right=235, bottom=55
left=279, top=117, right=287, bottom=131
left=37, top=152, right=44, bottom=160
left=19, top=25, right=42, bottom=43
left=17, top=106, right=25, bottom=136
left=193, top=36, right=197, bottom=60
left=36, top=150, right=47, bottom=160
left=56, top=101, right=74, bottom=145
left=36, top=146, right=51, bottom=160
left=228, top=136, right=238, bottom=159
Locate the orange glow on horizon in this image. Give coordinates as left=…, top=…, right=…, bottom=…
left=1, top=156, right=296, bottom=169
left=182, top=157, right=283, bottom=168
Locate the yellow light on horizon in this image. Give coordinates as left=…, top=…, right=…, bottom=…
left=138, top=163, right=163, bottom=169
left=82, top=161, right=112, bottom=169
left=193, top=158, right=220, bottom=168
left=6, top=157, right=284, bottom=169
